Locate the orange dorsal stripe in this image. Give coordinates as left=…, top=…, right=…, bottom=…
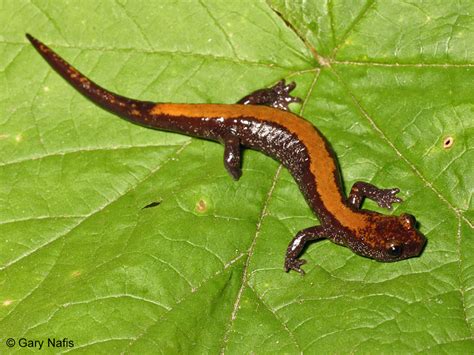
left=151, top=103, right=367, bottom=229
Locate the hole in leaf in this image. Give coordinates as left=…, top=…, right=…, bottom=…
left=443, top=136, right=454, bottom=149
left=143, top=201, right=161, bottom=209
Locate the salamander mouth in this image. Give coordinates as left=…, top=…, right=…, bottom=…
left=412, top=232, right=427, bottom=257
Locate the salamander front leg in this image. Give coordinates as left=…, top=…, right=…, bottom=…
left=348, top=181, right=402, bottom=210
left=285, top=226, right=326, bottom=275
left=223, top=137, right=242, bottom=180
left=237, top=79, right=302, bottom=111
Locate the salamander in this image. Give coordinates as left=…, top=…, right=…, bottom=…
left=26, top=34, right=426, bottom=274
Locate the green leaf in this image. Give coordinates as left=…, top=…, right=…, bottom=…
left=1, top=0, right=473, bottom=353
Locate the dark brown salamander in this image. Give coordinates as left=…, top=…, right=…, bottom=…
left=26, top=34, right=426, bottom=274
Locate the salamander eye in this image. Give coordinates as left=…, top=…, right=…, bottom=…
left=401, top=213, right=416, bottom=228
left=387, top=244, right=403, bottom=258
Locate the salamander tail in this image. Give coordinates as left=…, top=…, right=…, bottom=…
left=26, top=33, right=155, bottom=121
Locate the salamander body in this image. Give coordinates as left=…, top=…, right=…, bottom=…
left=26, top=34, right=426, bottom=274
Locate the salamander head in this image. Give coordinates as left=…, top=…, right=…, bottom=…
left=350, top=213, right=426, bottom=262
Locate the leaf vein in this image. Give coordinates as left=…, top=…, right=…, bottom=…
left=331, top=68, right=472, bottom=229
left=220, top=165, right=283, bottom=354
left=0, top=141, right=192, bottom=271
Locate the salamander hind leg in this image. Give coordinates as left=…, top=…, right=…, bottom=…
left=285, top=226, right=326, bottom=275
left=237, top=79, right=301, bottom=111
left=348, top=181, right=402, bottom=210
left=223, top=137, right=242, bottom=180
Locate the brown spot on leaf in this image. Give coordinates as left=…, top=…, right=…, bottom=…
left=196, top=199, right=207, bottom=212
left=71, top=270, right=82, bottom=278
left=2, top=299, right=13, bottom=306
